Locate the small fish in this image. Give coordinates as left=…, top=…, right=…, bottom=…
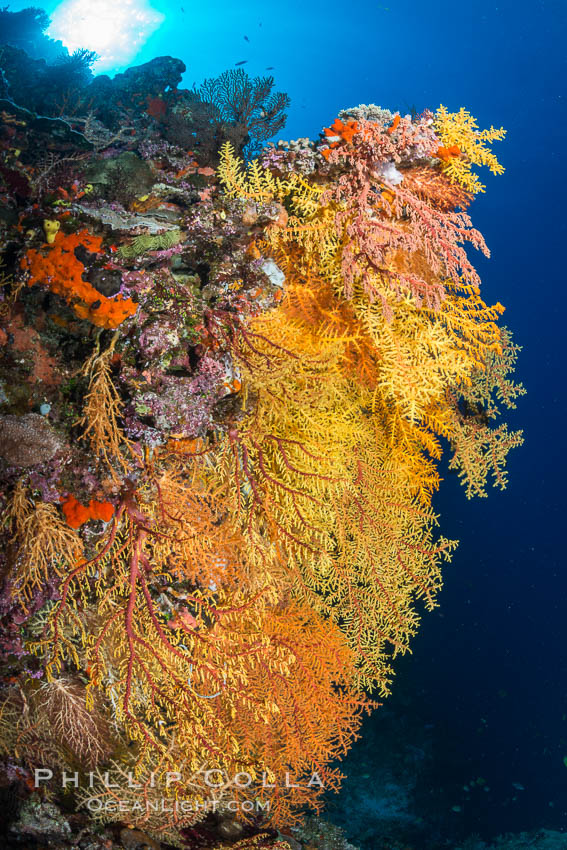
left=266, top=66, right=274, bottom=70
left=244, top=35, right=249, bottom=42
left=235, top=60, right=248, bottom=66
left=181, top=5, right=185, bottom=10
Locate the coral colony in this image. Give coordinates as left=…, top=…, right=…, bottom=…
left=0, top=9, right=524, bottom=850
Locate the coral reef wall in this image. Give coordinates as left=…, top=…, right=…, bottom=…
left=0, top=23, right=523, bottom=850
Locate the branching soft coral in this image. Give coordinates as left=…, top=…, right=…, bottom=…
left=216, top=119, right=520, bottom=688
left=314, top=117, right=491, bottom=304
left=218, top=141, right=294, bottom=202
left=220, top=141, right=505, bottom=428
left=433, top=105, right=506, bottom=193
left=0, top=678, right=114, bottom=771
left=206, top=303, right=455, bottom=690
left=2, top=94, right=520, bottom=849
left=6, top=480, right=83, bottom=607
left=75, top=333, right=131, bottom=471
left=30, top=451, right=372, bottom=826
left=446, top=328, right=525, bottom=497
left=218, top=128, right=490, bottom=312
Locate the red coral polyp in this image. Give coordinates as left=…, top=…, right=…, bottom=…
left=146, top=96, right=167, bottom=119
left=20, top=229, right=137, bottom=329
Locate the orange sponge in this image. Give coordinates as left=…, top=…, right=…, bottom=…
left=20, top=229, right=137, bottom=329
left=61, top=494, right=115, bottom=528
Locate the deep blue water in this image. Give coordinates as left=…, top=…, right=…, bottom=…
left=7, top=0, right=566, bottom=842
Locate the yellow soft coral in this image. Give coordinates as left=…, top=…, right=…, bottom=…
left=218, top=141, right=293, bottom=202
left=434, top=105, right=506, bottom=193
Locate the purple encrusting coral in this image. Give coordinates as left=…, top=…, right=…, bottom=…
left=123, top=356, right=225, bottom=443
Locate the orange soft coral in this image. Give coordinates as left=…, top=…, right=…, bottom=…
left=20, top=229, right=137, bottom=329
left=61, top=494, right=115, bottom=528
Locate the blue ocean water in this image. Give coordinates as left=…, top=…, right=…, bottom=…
left=5, top=0, right=566, bottom=844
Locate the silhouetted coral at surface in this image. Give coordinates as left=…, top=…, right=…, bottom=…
left=164, top=69, right=291, bottom=163
left=0, top=6, right=66, bottom=62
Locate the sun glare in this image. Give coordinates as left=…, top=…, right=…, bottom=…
left=48, top=0, right=164, bottom=70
